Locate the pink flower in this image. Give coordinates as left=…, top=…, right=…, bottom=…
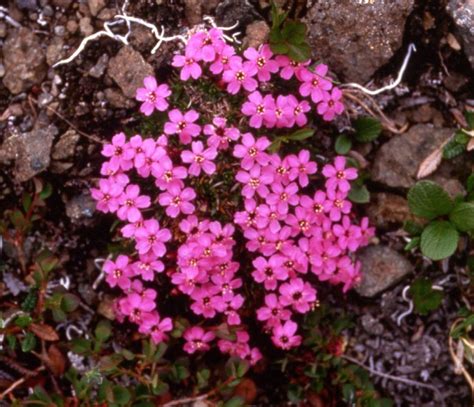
left=164, top=109, right=201, bottom=145
left=190, top=285, right=220, bottom=318
left=257, top=293, right=291, bottom=327
left=236, top=165, right=274, bottom=199
left=286, top=150, right=318, bottom=187
left=275, top=55, right=310, bottom=80
left=285, top=95, right=311, bottom=127
left=91, top=178, right=123, bottom=213
left=279, top=278, right=316, bottom=313
left=222, top=57, right=258, bottom=94
left=204, top=117, right=240, bottom=150
left=135, top=76, right=171, bottom=116
left=243, top=45, right=279, bottom=82
left=187, top=29, right=225, bottom=62
left=326, top=189, right=352, bottom=222
left=119, top=291, right=156, bottom=323
left=241, top=91, right=276, bottom=128
left=172, top=48, right=202, bottom=80
left=273, top=95, right=293, bottom=128
left=322, top=156, right=358, bottom=193
left=117, top=184, right=151, bottom=223
left=158, top=184, right=196, bottom=218
left=181, top=141, right=218, bottom=176
left=101, top=132, right=134, bottom=171
left=266, top=182, right=300, bottom=215
left=139, top=312, right=173, bottom=344
left=298, top=65, right=333, bottom=103
left=153, top=156, right=188, bottom=191
left=285, top=206, right=314, bottom=236
left=135, top=219, right=172, bottom=257
left=233, top=133, right=271, bottom=170
left=183, top=326, right=215, bottom=354
left=272, top=320, right=302, bottom=349
left=104, top=255, right=133, bottom=290
left=132, top=253, right=165, bottom=281
left=252, top=255, right=288, bottom=290
left=210, top=44, right=239, bottom=75
left=317, top=87, right=344, bottom=121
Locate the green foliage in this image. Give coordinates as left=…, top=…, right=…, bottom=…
left=443, top=111, right=474, bottom=160
left=420, top=221, right=459, bottom=261
left=407, top=181, right=453, bottom=220
left=269, top=3, right=311, bottom=62
left=354, top=117, right=382, bottom=143
left=449, top=202, right=474, bottom=232
left=409, top=278, right=443, bottom=315
left=335, top=134, right=352, bottom=155
left=268, top=128, right=314, bottom=152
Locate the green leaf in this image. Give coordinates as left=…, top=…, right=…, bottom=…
left=15, top=315, right=32, bottom=328
left=407, top=181, right=453, bottom=220
left=95, top=320, right=112, bottom=342
left=465, top=111, right=474, bottom=129
left=61, top=293, right=80, bottom=313
left=449, top=202, right=474, bottom=232
left=287, top=128, right=314, bottom=141
left=454, top=130, right=470, bottom=144
left=451, top=314, right=474, bottom=339
left=334, top=134, right=352, bottom=155
left=113, top=386, right=131, bottom=405
left=342, top=383, right=355, bottom=403
left=21, top=332, right=36, bottom=352
left=409, top=278, right=444, bottom=315
left=39, top=182, right=53, bottom=200
left=22, top=193, right=32, bottom=213
left=71, top=338, right=91, bottom=354
left=197, top=368, right=210, bottom=389
left=223, top=397, right=245, bottom=407
left=268, top=138, right=282, bottom=153
left=225, top=357, right=249, bottom=379
left=443, top=139, right=465, bottom=159
left=270, top=2, right=289, bottom=29
left=404, top=236, right=420, bottom=251
left=348, top=184, right=370, bottom=204
left=281, top=21, right=307, bottom=44
left=466, top=173, right=474, bottom=193
left=403, top=220, right=424, bottom=236
left=269, top=41, right=289, bottom=55
left=420, top=220, right=459, bottom=260
left=354, top=117, right=382, bottom=143
left=286, top=42, right=311, bottom=62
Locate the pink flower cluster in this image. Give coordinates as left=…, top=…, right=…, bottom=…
left=170, top=31, right=344, bottom=122
left=92, top=27, right=373, bottom=360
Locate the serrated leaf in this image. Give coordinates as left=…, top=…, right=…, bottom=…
left=454, top=130, right=470, bottom=144
left=407, top=181, right=453, bottom=220
left=335, top=134, right=352, bottom=155
left=465, top=111, right=474, bottom=129
left=21, top=332, right=36, bottom=352
left=404, top=236, right=420, bottom=251
left=348, top=184, right=370, bottom=204
left=354, top=117, right=382, bottom=143
left=443, top=139, right=465, bottom=159
left=287, top=42, right=311, bottom=62
left=420, top=220, right=459, bottom=260
left=269, top=41, right=289, bottom=55
left=281, top=21, right=307, bottom=44
left=403, top=220, right=424, bottom=236
left=449, top=202, right=474, bottom=232
left=409, top=278, right=444, bottom=315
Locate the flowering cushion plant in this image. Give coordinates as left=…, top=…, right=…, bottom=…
left=91, top=26, right=374, bottom=364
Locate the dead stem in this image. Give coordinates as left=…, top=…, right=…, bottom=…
left=0, top=366, right=45, bottom=400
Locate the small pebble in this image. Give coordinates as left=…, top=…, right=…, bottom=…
left=54, top=25, right=66, bottom=36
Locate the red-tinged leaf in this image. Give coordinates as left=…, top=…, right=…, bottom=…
left=30, top=323, right=59, bottom=341
left=46, top=344, right=66, bottom=376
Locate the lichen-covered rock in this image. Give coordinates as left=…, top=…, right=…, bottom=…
left=108, top=46, right=154, bottom=99
left=447, top=0, right=474, bottom=69
left=215, top=0, right=260, bottom=28
left=367, top=193, right=414, bottom=229
left=52, top=130, right=80, bottom=160
left=243, top=21, right=270, bottom=49
left=0, top=125, right=58, bottom=182
left=3, top=28, right=47, bottom=95
left=304, top=0, right=414, bottom=83
left=372, top=125, right=454, bottom=188
left=355, top=245, right=412, bottom=298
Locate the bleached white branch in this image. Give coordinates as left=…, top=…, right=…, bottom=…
left=342, top=43, right=417, bottom=96
left=0, top=6, right=22, bottom=28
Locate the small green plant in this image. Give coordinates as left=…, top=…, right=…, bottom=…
left=409, top=277, right=444, bottom=315
left=443, top=111, right=474, bottom=159
left=405, top=178, right=474, bottom=260
left=269, top=2, right=311, bottom=62
left=334, top=116, right=382, bottom=155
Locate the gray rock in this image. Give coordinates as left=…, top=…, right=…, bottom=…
left=15, top=0, right=37, bottom=10
left=243, top=21, right=270, bottom=49
left=355, top=245, right=412, bottom=297
left=47, top=37, right=65, bottom=66
left=367, top=193, right=415, bottom=229
left=89, top=54, right=109, bottom=78
left=184, top=0, right=203, bottom=25
left=0, top=125, right=58, bottom=182
left=372, top=125, right=454, bottom=188
left=79, top=17, right=94, bottom=36
left=65, top=192, right=96, bottom=223
left=52, top=129, right=80, bottom=160
left=105, top=88, right=136, bottom=109
left=215, top=0, right=260, bottom=28
left=447, top=0, right=474, bottom=70
left=107, top=46, right=154, bottom=98
left=88, top=0, right=106, bottom=17
left=304, top=0, right=414, bottom=83
left=3, top=28, right=47, bottom=95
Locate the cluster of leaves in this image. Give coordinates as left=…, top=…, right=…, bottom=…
left=443, top=111, right=474, bottom=159
left=405, top=176, right=474, bottom=260
left=269, top=2, right=311, bottom=62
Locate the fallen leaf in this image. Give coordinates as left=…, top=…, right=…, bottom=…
left=46, top=344, right=66, bottom=376
left=30, top=323, right=59, bottom=341
left=468, top=138, right=474, bottom=152
left=234, top=378, right=257, bottom=404
left=416, top=137, right=452, bottom=179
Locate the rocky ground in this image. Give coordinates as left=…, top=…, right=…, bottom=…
left=0, top=0, right=473, bottom=405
